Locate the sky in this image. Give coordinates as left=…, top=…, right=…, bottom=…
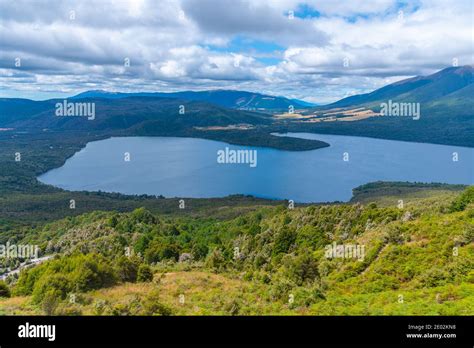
left=0, top=0, right=472, bottom=103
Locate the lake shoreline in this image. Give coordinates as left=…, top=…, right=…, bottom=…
left=37, top=133, right=473, bottom=203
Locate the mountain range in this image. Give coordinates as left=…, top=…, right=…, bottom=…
left=0, top=97, right=271, bottom=132
left=323, top=65, right=472, bottom=113
left=72, top=90, right=314, bottom=110
left=0, top=66, right=472, bottom=147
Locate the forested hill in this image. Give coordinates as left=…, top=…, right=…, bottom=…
left=0, top=185, right=472, bottom=315
left=0, top=97, right=272, bottom=131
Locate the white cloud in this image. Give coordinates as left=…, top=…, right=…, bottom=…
left=0, top=0, right=472, bottom=103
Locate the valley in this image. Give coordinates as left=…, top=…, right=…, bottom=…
left=0, top=66, right=472, bottom=317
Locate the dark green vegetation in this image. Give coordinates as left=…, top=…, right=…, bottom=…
left=184, top=128, right=327, bottom=151
left=1, top=97, right=271, bottom=130
left=295, top=66, right=473, bottom=147
left=1, top=186, right=472, bottom=315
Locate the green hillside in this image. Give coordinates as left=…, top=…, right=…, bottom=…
left=2, top=97, right=272, bottom=131
left=325, top=65, right=473, bottom=109
left=1, top=185, right=472, bottom=315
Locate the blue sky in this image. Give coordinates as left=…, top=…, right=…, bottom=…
left=0, top=0, right=472, bottom=103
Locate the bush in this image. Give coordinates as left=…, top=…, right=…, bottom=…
left=205, top=248, right=226, bottom=272
left=72, top=255, right=117, bottom=291
left=384, top=225, right=405, bottom=244
left=292, top=286, right=326, bottom=307
left=281, top=252, right=319, bottom=286
left=32, top=274, right=71, bottom=304
left=144, top=240, right=180, bottom=263
left=0, top=281, right=11, bottom=298
left=270, top=278, right=294, bottom=301
left=17, top=254, right=117, bottom=304
left=131, top=207, right=157, bottom=224
left=142, top=290, right=173, bottom=316
left=191, top=243, right=209, bottom=260
left=450, top=187, right=474, bottom=212
left=137, top=264, right=153, bottom=282
left=115, top=256, right=140, bottom=282
left=41, top=289, right=61, bottom=315
left=273, top=227, right=296, bottom=255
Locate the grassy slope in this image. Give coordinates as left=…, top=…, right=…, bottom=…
left=2, top=272, right=471, bottom=316
left=350, top=181, right=467, bottom=206
left=1, top=186, right=472, bottom=316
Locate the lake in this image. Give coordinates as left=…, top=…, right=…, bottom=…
left=38, top=133, right=474, bottom=202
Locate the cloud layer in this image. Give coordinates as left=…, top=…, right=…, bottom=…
left=0, top=0, right=472, bottom=102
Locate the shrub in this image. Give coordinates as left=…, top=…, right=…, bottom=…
left=115, top=256, right=140, bottom=282
left=0, top=281, right=11, bottom=298
left=32, top=274, right=71, bottom=304
left=273, top=227, right=296, bottom=255
left=384, top=225, right=405, bottom=244
left=144, top=240, right=180, bottom=263
left=142, top=290, right=173, bottom=316
left=137, top=264, right=153, bottom=282
left=72, top=255, right=117, bottom=291
left=191, top=243, right=209, bottom=260
left=131, top=207, right=157, bottom=224
left=449, top=187, right=474, bottom=212
left=205, top=248, right=226, bottom=272
left=41, top=289, right=61, bottom=315
left=269, top=278, right=294, bottom=301
left=17, top=254, right=117, bottom=304
left=292, top=286, right=326, bottom=307
left=223, top=298, right=241, bottom=315
left=281, top=252, right=319, bottom=286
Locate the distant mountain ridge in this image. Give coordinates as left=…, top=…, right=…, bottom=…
left=325, top=65, right=473, bottom=110
left=71, top=90, right=315, bottom=110
left=0, top=66, right=472, bottom=148
left=292, top=66, right=473, bottom=148
left=0, top=97, right=272, bottom=132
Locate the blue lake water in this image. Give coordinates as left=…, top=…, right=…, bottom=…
left=38, top=133, right=473, bottom=203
